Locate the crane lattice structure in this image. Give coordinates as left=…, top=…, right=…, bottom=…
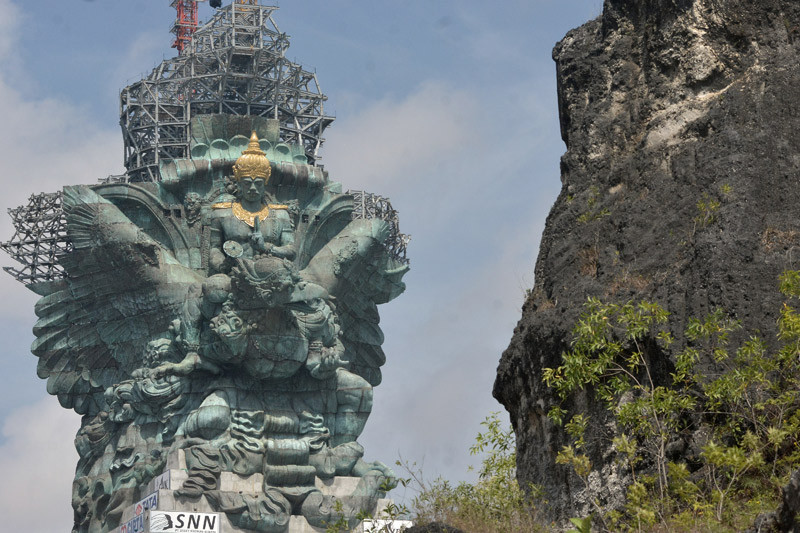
left=121, top=1, right=334, bottom=182
left=171, top=1, right=200, bottom=53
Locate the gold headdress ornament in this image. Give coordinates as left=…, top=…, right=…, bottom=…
left=233, top=131, right=271, bottom=182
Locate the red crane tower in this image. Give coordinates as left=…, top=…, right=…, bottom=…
left=171, top=1, right=200, bottom=53
left=171, top=1, right=254, bottom=53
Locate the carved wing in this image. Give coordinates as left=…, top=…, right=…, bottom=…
left=32, top=185, right=204, bottom=415
left=300, top=215, right=408, bottom=386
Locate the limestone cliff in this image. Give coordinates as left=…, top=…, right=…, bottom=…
left=494, top=0, right=800, bottom=521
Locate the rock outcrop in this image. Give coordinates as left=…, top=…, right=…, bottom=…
left=494, top=0, right=800, bottom=522
left=746, top=467, right=800, bottom=532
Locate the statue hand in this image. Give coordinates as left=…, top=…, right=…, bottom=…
left=250, top=217, right=267, bottom=252
left=150, top=363, right=174, bottom=379
left=318, top=351, right=341, bottom=375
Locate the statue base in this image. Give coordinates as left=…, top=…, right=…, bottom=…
left=110, top=450, right=408, bottom=533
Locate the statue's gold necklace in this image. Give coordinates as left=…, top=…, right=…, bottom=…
left=232, top=202, right=271, bottom=228
left=212, top=201, right=289, bottom=227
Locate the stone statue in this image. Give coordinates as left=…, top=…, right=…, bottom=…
left=7, top=119, right=408, bottom=532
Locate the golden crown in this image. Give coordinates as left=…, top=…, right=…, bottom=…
left=233, top=131, right=271, bottom=181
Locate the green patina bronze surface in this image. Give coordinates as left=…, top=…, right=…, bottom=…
left=19, top=115, right=408, bottom=532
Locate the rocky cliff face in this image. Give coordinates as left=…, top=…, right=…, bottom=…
left=494, top=0, right=800, bottom=521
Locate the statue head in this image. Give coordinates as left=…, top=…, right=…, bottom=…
left=183, top=192, right=202, bottom=225
left=239, top=176, right=266, bottom=204
left=210, top=300, right=247, bottom=339
left=183, top=192, right=201, bottom=212
left=144, top=339, right=175, bottom=368
left=232, top=256, right=300, bottom=308
left=232, top=132, right=271, bottom=203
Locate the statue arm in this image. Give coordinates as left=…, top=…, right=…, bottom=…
left=248, top=216, right=295, bottom=260
left=152, top=352, right=221, bottom=378
left=268, top=221, right=296, bottom=260
left=306, top=338, right=346, bottom=379
left=209, top=222, right=226, bottom=273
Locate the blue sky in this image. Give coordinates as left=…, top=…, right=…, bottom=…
left=0, top=1, right=602, bottom=529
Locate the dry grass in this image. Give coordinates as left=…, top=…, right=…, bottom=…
left=761, top=227, right=800, bottom=252
left=579, top=245, right=600, bottom=277
left=606, top=268, right=651, bottom=296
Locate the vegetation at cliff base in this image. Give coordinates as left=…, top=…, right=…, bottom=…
left=396, top=412, right=546, bottom=532
left=366, top=272, right=800, bottom=532
left=541, top=270, right=800, bottom=531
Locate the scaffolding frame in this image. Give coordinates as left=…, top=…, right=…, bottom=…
left=1, top=3, right=409, bottom=286
left=349, top=191, right=410, bottom=265
left=0, top=193, right=71, bottom=284
left=121, top=2, right=333, bottom=182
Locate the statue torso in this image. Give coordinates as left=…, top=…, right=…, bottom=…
left=210, top=202, right=292, bottom=259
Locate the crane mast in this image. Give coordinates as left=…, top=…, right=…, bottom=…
left=171, top=1, right=257, bottom=53
left=171, top=0, right=200, bottom=53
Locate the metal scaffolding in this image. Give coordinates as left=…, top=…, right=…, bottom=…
left=121, top=2, right=334, bottom=182
left=2, top=190, right=408, bottom=286
left=0, top=193, right=70, bottom=285
left=349, top=191, right=410, bottom=265
left=1, top=3, right=409, bottom=287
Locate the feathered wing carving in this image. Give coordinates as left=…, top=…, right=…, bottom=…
left=32, top=185, right=204, bottom=415
left=299, top=211, right=408, bottom=387
left=32, top=184, right=407, bottom=413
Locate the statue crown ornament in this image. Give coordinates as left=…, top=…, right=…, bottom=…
left=232, top=131, right=272, bottom=181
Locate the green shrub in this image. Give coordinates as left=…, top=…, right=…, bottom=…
left=400, top=413, right=545, bottom=533
left=542, top=271, right=800, bottom=530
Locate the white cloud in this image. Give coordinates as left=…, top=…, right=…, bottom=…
left=360, top=219, right=543, bottom=483
left=0, top=75, right=122, bottom=204
left=0, top=0, right=20, bottom=61
left=0, top=30, right=123, bottom=315
left=0, top=399, right=80, bottom=530
left=0, top=4, right=121, bottom=530
left=322, top=82, right=482, bottom=196
left=110, top=30, right=166, bottom=96
left=324, top=75, right=555, bottom=489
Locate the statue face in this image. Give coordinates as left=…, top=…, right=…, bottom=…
left=240, top=177, right=265, bottom=203
left=145, top=339, right=173, bottom=367
left=183, top=192, right=201, bottom=213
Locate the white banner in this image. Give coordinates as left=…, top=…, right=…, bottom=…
left=149, top=472, right=171, bottom=491
left=120, top=513, right=145, bottom=533
left=147, top=511, right=219, bottom=533
left=135, top=491, right=159, bottom=516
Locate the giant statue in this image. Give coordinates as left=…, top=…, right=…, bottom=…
left=3, top=120, right=409, bottom=532
left=2, top=5, right=411, bottom=531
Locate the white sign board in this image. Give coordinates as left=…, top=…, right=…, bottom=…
left=147, top=511, right=220, bottom=533
left=120, top=513, right=145, bottom=533
left=135, top=491, right=159, bottom=516
left=149, top=471, right=171, bottom=492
